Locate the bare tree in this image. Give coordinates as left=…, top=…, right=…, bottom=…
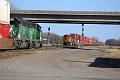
left=42, top=32, right=63, bottom=46
left=105, top=39, right=120, bottom=46
left=10, top=3, right=18, bottom=10
left=92, top=37, right=99, bottom=41
left=7, top=0, right=18, bottom=10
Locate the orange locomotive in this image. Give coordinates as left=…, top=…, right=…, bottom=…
left=63, top=34, right=80, bottom=48
left=63, top=33, right=100, bottom=48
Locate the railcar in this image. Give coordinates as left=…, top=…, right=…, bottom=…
left=0, top=0, right=42, bottom=49
left=0, top=0, right=11, bottom=49
left=10, top=18, right=42, bottom=49
left=63, top=33, right=101, bottom=48
left=63, top=34, right=80, bottom=48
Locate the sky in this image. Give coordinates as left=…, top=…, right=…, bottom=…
left=11, top=0, right=120, bottom=42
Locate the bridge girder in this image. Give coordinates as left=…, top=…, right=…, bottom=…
left=10, top=10, right=120, bottom=24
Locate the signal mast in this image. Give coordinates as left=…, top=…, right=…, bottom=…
left=82, top=24, right=84, bottom=36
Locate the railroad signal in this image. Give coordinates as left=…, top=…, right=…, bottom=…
left=48, top=32, right=50, bottom=36
left=82, top=33, right=84, bottom=36
left=82, top=24, right=84, bottom=26
left=82, top=24, right=84, bottom=36
left=48, top=27, right=50, bottom=44
left=48, top=27, right=50, bottom=36
left=82, top=27, right=84, bottom=31
left=48, top=27, right=50, bottom=31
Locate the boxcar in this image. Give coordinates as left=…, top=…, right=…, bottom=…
left=0, top=0, right=12, bottom=49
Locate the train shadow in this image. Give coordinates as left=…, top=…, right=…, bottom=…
left=81, top=48, right=95, bottom=50
left=68, top=47, right=95, bottom=50
left=0, top=48, right=34, bottom=52
left=89, top=57, right=120, bottom=68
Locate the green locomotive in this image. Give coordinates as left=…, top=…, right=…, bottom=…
left=10, top=18, right=42, bottom=49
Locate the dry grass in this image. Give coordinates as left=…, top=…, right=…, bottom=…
left=0, top=51, right=34, bottom=59
left=0, top=47, right=62, bottom=60
left=103, top=49, right=120, bottom=58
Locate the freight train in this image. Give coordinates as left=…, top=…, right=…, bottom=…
left=0, top=0, right=42, bottom=49
left=63, top=33, right=102, bottom=48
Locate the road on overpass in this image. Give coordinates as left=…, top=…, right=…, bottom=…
left=11, top=10, right=120, bottom=24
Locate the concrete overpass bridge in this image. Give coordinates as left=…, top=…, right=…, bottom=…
left=10, top=10, right=120, bottom=24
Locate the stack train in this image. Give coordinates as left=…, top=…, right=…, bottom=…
left=0, top=0, right=42, bottom=49
left=63, top=34, right=103, bottom=48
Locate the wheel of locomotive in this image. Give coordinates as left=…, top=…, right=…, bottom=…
left=25, top=40, right=32, bottom=49
left=35, top=41, right=40, bottom=49
left=25, top=40, right=28, bottom=49
left=33, top=41, right=41, bottom=49
left=13, top=39, right=22, bottom=49
left=39, top=43, right=42, bottom=48
left=32, top=41, right=36, bottom=48
left=38, top=41, right=42, bottom=48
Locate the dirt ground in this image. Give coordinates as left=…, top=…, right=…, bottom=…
left=0, top=46, right=120, bottom=80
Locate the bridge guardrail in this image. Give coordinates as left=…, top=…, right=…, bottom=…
left=10, top=10, right=120, bottom=16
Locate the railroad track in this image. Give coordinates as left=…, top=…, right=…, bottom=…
left=0, top=46, right=63, bottom=52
